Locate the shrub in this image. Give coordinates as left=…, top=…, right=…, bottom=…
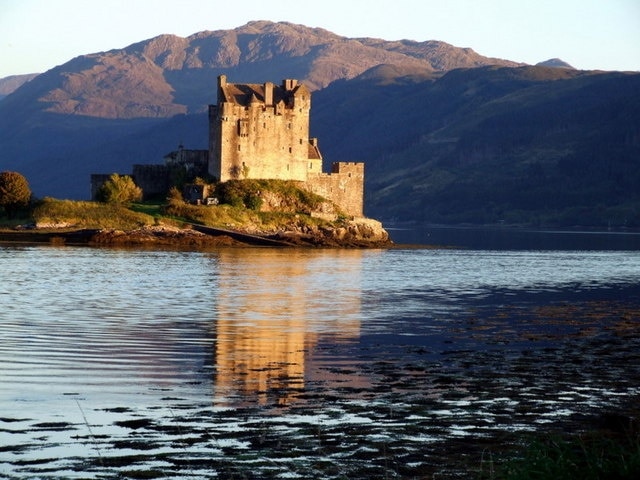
left=97, top=174, right=143, bottom=204
left=214, top=179, right=326, bottom=212
left=166, top=186, right=184, bottom=206
left=215, top=179, right=262, bottom=210
left=0, top=171, right=32, bottom=218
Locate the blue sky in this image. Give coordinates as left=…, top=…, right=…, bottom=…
left=1, top=0, right=639, bottom=78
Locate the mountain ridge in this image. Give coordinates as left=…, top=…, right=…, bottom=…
left=313, top=67, right=640, bottom=226
left=1, top=21, right=521, bottom=119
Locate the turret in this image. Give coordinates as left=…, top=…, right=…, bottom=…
left=264, top=81, right=274, bottom=106
left=217, top=75, right=227, bottom=102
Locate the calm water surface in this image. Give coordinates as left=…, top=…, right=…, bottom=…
left=2, top=229, right=640, bottom=478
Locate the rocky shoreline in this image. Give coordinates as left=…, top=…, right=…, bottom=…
left=0, top=218, right=393, bottom=249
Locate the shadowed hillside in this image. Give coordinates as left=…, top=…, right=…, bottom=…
left=312, top=66, right=640, bottom=226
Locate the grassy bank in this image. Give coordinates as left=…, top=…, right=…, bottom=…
left=31, top=198, right=157, bottom=230
left=481, top=416, right=640, bottom=479
left=1, top=192, right=334, bottom=235
left=162, top=201, right=329, bottom=233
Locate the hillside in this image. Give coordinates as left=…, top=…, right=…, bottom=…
left=1, top=21, right=638, bottom=228
left=312, top=66, right=640, bottom=226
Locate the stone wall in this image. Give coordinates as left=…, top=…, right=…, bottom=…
left=132, top=164, right=170, bottom=200
left=208, top=76, right=365, bottom=217
left=307, top=162, right=365, bottom=217
left=164, top=148, right=208, bottom=178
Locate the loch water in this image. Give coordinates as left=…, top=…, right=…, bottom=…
left=1, top=227, right=640, bottom=479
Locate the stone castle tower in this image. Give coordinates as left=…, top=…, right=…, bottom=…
left=208, top=75, right=364, bottom=216
left=209, top=75, right=322, bottom=182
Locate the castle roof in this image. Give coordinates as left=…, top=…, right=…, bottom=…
left=308, top=142, right=322, bottom=160
left=218, top=78, right=308, bottom=107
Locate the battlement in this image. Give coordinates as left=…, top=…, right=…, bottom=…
left=331, top=162, right=365, bottom=175
left=307, top=162, right=364, bottom=217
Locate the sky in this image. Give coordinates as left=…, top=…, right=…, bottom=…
left=1, top=0, right=639, bottom=79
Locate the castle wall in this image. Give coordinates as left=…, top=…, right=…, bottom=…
left=132, top=164, right=170, bottom=200
left=307, top=162, right=364, bottom=217
left=164, top=148, right=208, bottom=179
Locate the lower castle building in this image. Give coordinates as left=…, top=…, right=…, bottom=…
left=92, top=76, right=364, bottom=217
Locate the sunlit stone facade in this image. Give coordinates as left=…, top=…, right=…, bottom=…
left=208, top=76, right=365, bottom=216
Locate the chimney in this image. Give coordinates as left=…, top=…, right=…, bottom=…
left=217, top=75, right=227, bottom=104
left=264, top=81, right=274, bottom=106
left=283, top=79, right=298, bottom=91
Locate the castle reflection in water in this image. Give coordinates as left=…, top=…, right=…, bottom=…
left=210, top=249, right=371, bottom=406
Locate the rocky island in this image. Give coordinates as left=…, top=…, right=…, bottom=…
left=85, top=75, right=391, bottom=248
left=1, top=180, right=391, bottom=249
left=88, top=217, right=391, bottom=249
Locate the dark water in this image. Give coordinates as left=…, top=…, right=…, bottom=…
left=387, top=224, right=640, bottom=250
left=1, top=228, right=640, bottom=479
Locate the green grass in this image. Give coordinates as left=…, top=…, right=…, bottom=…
left=32, top=198, right=155, bottom=230
left=2, top=180, right=340, bottom=234
left=163, top=201, right=329, bottom=233
left=128, top=202, right=163, bottom=218
left=482, top=428, right=640, bottom=480
left=161, top=179, right=338, bottom=232
left=10, top=194, right=333, bottom=234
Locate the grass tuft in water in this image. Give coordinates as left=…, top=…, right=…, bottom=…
left=483, top=421, right=640, bottom=480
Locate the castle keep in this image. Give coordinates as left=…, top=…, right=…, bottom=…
left=209, top=76, right=321, bottom=182
left=209, top=75, right=364, bottom=216
left=93, top=76, right=364, bottom=217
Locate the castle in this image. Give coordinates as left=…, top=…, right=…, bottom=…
left=92, top=76, right=364, bottom=217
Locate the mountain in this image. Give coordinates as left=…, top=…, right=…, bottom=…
left=536, top=58, right=574, bottom=69
left=1, top=21, right=638, bottom=228
left=0, top=73, right=39, bottom=100
left=2, top=21, right=520, bottom=120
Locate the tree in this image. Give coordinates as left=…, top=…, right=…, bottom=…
left=0, top=171, right=32, bottom=218
left=97, top=174, right=142, bottom=204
